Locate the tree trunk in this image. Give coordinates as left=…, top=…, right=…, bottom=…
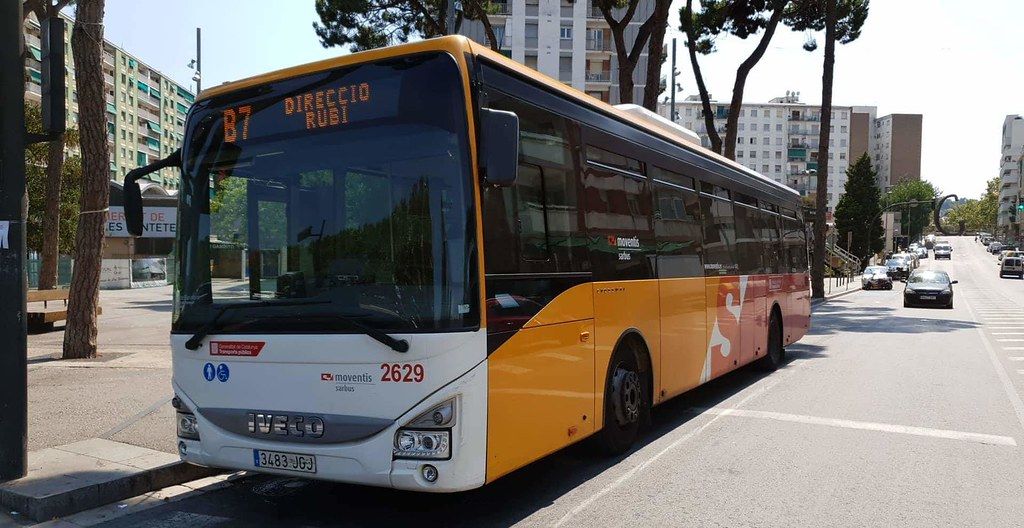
left=681, top=0, right=721, bottom=153
left=810, top=0, right=837, bottom=300
left=721, top=6, right=784, bottom=160
left=602, top=0, right=656, bottom=106
left=641, top=0, right=671, bottom=111
left=63, top=0, right=108, bottom=359
left=38, top=136, right=64, bottom=290
left=475, top=6, right=500, bottom=51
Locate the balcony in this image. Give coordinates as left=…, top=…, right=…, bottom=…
left=586, top=38, right=610, bottom=52
left=588, top=6, right=605, bottom=19
left=585, top=70, right=611, bottom=82
left=788, top=114, right=820, bottom=122
left=137, top=106, right=159, bottom=123
left=491, top=2, right=511, bottom=15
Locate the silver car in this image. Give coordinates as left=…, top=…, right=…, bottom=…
left=862, top=266, right=893, bottom=290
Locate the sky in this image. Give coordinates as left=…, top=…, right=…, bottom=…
left=93, top=0, right=1024, bottom=199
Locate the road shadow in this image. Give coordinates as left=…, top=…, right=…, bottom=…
left=808, top=298, right=978, bottom=337
left=95, top=351, right=824, bottom=528
left=121, top=299, right=173, bottom=313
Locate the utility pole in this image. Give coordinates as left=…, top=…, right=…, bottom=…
left=669, top=38, right=677, bottom=122
left=195, top=27, right=201, bottom=93
left=0, top=0, right=28, bottom=480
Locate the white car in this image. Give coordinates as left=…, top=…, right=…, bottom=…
left=933, top=244, right=952, bottom=259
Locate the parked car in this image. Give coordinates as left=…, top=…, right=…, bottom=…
left=903, top=270, right=956, bottom=309
left=1000, top=257, right=1024, bottom=279
left=862, top=266, right=893, bottom=290
left=886, top=257, right=910, bottom=280
left=998, top=250, right=1021, bottom=264
left=989, top=241, right=1004, bottom=253
left=896, top=252, right=918, bottom=270
left=916, top=247, right=928, bottom=259
left=933, top=243, right=952, bottom=259
left=925, top=234, right=936, bottom=249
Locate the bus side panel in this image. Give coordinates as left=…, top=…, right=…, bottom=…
left=740, top=274, right=767, bottom=366
left=702, top=275, right=747, bottom=381
left=485, top=285, right=596, bottom=483
left=592, top=280, right=661, bottom=431
left=785, top=272, right=811, bottom=345
left=658, top=276, right=708, bottom=400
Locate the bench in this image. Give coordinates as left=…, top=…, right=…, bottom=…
left=26, top=289, right=102, bottom=332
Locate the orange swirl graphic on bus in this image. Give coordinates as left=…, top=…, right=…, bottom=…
left=701, top=276, right=748, bottom=383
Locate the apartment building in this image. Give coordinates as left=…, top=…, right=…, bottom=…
left=23, top=13, right=194, bottom=191
left=872, top=114, right=923, bottom=191
left=997, top=115, right=1024, bottom=232
left=660, top=93, right=922, bottom=214
left=459, top=0, right=651, bottom=104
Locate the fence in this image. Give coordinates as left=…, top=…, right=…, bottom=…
left=28, top=256, right=174, bottom=290
left=27, top=256, right=73, bottom=289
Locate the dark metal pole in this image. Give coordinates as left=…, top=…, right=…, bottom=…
left=669, top=38, right=676, bottom=122
left=195, top=27, right=201, bottom=94
left=0, top=0, right=28, bottom=481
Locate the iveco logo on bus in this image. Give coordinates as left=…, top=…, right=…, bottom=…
left=246, top=412, right=325, bottom=438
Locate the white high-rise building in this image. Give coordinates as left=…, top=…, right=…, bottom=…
left=459, top=0, right=652, bottom=104
left=998, top=115, right=1024, bottom=233
left=660, top=93, right=922, bottom=215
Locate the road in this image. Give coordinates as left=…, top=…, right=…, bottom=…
left=77, top=237, right=1024, bottom=527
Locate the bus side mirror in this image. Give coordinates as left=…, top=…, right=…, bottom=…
left=124, top=178, right=144, bottom=236
left=479, top=108, right=519, bottom=187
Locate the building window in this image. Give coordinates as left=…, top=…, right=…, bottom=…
left=685, top=107, right=692, bottom=116
left=560, top=26, right=572, bottom=40
left=739, top=123, right=745, bottom=131
left=762, top=164, right=769, bottom=172
left=775, top=137, right=783, bottom=146
left=840, top=152, right=847, bottom=160
left=776, top=109, right=783, bottom=118
left=776, top=123, right=782, bottom=131
left=750, top=151, right=757, bottom=158
left=763, top=123, right=769, bottom=131
left=775, top=165, right=782, bottom=172
left=751, top=109, right=758, bottom=117
left=738, top=137, right=744, bottom=144
left=749, top=137, right=756, bottom=144
left=762, top=151, right=769, bottom=158
left=737, top=151, right=744, bottom=158
left=762, top=137, right=769, bottom=145
left=840, top=125, right=847, bottom=133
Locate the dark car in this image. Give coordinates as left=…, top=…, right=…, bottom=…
left=885, top=257, right=909, bottom=280
left=903, top=270, right=957, bottom=309
left=861, top=266, right=893, bottom=290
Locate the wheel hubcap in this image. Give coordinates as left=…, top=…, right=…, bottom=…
left=611, top=366, right=641, bottom=426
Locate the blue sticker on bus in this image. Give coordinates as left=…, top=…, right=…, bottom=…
left=216, top=363, right=230, bottom=382
left=203, top=362, right=216, bottom=381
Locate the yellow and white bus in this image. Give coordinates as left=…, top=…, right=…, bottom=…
left=123, top=36, right=810, bottom=492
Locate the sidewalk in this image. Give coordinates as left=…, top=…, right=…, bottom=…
left=1, top=287, right=216, bottom=523
left=814, top=274, right=863, bottom=306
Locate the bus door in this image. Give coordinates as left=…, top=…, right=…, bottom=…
left=246, top=179, right=289, bottom=299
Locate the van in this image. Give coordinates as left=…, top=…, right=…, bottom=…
left=1000, top=257, right=1023, bottom=279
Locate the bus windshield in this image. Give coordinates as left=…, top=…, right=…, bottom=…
left=172, top=52, right=478, bottom=334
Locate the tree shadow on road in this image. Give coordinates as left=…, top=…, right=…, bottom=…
left=808, top=298, right=978, bottom=337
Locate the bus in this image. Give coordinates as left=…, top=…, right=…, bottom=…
left=122, top=36, right=810, bottom=492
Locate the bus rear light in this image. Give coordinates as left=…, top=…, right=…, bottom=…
left=177, top=412, right=200, bottom=440
left=393, top=430, right=450, bottom=460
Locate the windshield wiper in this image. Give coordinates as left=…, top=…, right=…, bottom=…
left=185, top=299, right=331, bottom=350
left=185, top=300, right=410, bottom=353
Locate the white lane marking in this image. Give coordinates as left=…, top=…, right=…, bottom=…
left=553, top=364, right=800, bottom=527
left=993, top=333, right=1024, bottom=336
left=987, top=327, right=1024, bottom=330
left=961, top=294, right=1024, bottom=437
left=1004, top=347, right=1024, bottom=351
left=694, top=408, right=1017, bottom=447
left=996, top=339, right=1024, bottom=342
left=1009, top=357, right=1024, bottom=361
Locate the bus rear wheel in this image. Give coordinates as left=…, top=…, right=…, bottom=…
left=757, top=312, right=785, bottom=371
left=597, top=344, right=646, bottom=455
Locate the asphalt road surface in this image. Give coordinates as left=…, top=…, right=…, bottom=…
left=87, top=237, right=1024, bottom=527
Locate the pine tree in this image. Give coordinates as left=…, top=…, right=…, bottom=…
left=834, top=153, right=883, bottom=266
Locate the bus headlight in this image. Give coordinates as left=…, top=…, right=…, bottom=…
left=394, top=397, right=456, bottom=459
left=394, top=430, right=450, bottom=460
left=176, top=412, right=200, bottom=440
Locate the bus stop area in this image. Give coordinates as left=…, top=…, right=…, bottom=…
left=1, top=286, right=221, bottom=523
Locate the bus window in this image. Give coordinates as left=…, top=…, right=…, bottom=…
left=653, top=181, right=703, bottom=278
left=756, top=208, right=782, bottom=274
left=732, top=201, right=761, bottom=275
left=699, top=186, right=738, bottom=276
left=583, top=144, right=654, bottom=280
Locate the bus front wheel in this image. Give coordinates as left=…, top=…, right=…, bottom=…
left=597, top=343, right=647, bottom=455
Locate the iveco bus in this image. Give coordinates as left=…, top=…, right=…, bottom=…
left=122, top=36, right=810, bottom=492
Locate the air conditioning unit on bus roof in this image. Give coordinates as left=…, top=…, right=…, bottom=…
left=614, top=104, right=701, bottom=147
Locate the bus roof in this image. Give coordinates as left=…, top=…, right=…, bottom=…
left=199, top=36, right=800, bottom=202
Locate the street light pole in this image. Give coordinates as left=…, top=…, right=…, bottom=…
left=669, top=38, right=677, bottom=122
left=195, top=27, right=201, bottom=94
left=0, top=0, right=28, bottom=480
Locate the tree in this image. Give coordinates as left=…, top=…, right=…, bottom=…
left=944, top=178, right=997, bottom=234
left=63, top=0, right=107, bottom=360
left=678, top=0, right=788, bottom=157
left=23, top=0, right=76, bottom=289
left=885, top=179, right=938, bottom=243
left=641, top=0, right=672, bottom=111
left=833, top=154, right=882, bottom=265
left=24, top=103, right=81, bottom=260
left=312, top=0, right=503, bottom=52
left=596, top=0, right=671, bottom=107
left=786, top=0, right=869, bottom=298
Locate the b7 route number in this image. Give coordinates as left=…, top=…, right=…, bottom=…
left=380, top=363, right=424, bottom=383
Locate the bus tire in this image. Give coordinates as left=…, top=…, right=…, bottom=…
left=757, top=310, right=785, bottom=371
left=596, top=340, right=647, bottom=455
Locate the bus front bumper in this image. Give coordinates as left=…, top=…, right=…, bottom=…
left=173, top=360, right=488, bottom=492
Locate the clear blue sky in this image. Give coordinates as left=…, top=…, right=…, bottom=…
left=94, top=0, right=1023, bottom=199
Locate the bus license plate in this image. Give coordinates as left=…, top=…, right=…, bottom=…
left=253, top=449, right=317, bottom=474
left=920, top=295, right=936, bottom=300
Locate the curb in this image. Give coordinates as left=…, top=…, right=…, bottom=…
left=811, top=284, right=863, bottom=306
left=0, top=460, right=220, bottom=522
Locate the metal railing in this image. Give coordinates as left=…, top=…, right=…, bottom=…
left=492, top=2, right=511, bottom=14
left=586, top=38, right=609, bottom=51
left=586, top=70, right=611, bottom=82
